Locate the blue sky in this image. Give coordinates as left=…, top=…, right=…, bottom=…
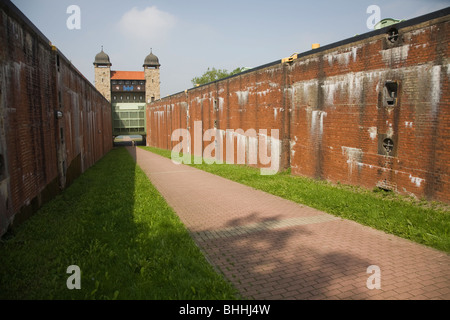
left=10, top=0, right=449, bottom=97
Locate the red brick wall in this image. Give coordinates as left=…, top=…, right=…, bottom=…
left=148, top=65, right=289, bottom=170
left=147, top=10, right=449, bottom=203
left=288, top=15, right=449, bottom=202
left=0, top=1, right=112, bottom=236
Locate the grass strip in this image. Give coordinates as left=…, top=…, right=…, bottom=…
left=140, top=146, right=450, bottom=253
left=0, top=147, right=239, bottom=300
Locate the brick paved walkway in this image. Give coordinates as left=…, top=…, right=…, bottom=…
left=128, top=147, right=450, bottom=300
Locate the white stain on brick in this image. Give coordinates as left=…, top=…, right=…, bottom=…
left=311, top=110, right=318, bottom=135
left=327, top=54, right=333, bottom=66
left=155, top=110, right=165, bottom=123
left=352, top=47, right=358, bottom=62
left=311, top=110, right=327, bottom=136
left=325, top=46, right=361, bottom=67
left=321, top=72, right=365, bottom=106
left=195, top=96, right=204, bottom=104
left=299, top=79, right=319, bottom=98
left=290, top=136, right=297, bottom=156
left=219, top=97, right=224, bottom=111
left=269, top=82, right=279, bottom=88
left=325, top=52, right=350, bottom=66
left=218, top=128, right=281, bottom=173
left=319, top=111, right=326, bottom=135
left=322, top=81, right=339, bottom=106
left=430, top=65, right=441, bottom=116
left=381, top=45, right=410, bottom=65
left=257, top=89, right=271, bottom=97
left=297, top=57, right=319, bottom=66
left=411, top=28, right=426, bottom=36
left=236, top=91, right=249, bottom=106
left=386, top=127, right=394, bottom=138
left=342, top=146, right=363, bottom=175
left=11, top=62, right=23, bottom=91
left=409, top=174, right=424, bottom=187
left=339, top=51, right=352, bottom=65
left=368, top=127, right=377, bottom=140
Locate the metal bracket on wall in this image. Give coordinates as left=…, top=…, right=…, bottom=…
left=282, top=53, right=299, bottom=64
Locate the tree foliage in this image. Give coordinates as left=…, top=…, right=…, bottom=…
left=191, top=67, right=245, bottom=86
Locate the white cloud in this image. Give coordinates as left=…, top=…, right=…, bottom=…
left=118, top=6, right=176, bottom=41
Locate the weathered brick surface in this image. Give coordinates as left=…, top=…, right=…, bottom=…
left=147, top=9, right=449, bottom=203
left=0, top=1, right=112, bottom=236
left=288, top=15, right=449, bottom=203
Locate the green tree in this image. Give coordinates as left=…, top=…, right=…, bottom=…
left=191, top=67, right=245, bottom=86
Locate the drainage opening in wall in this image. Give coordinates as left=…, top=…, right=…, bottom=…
left=373, top=183, right=393, bottom=193
left=387, top=27, right=399, bottom=43
left=378, top=134, right=397, bottom=157
left=383, top=81, right=398, bottom=107
left=382, top=138, right=394, bottom=155
left=383, top=27, right=402, bottom=49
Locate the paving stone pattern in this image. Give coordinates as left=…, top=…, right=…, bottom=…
left=129, top=147, right=450, bottom=300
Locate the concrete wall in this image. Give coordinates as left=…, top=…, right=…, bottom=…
left=147, top=8, right=449, bottom=203
left=0, top=1, right=113, bottom=236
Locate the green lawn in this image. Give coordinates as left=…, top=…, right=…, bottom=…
left=0, top=147, right=239, bottom=300
left=140, top=146, right=450, bottom=253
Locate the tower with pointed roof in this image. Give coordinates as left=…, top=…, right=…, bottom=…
left=93, top=47, right=112, bottom=102
left=93, top=48, right=161, bottom=143
left=143, top=49, right=161, bottom=103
